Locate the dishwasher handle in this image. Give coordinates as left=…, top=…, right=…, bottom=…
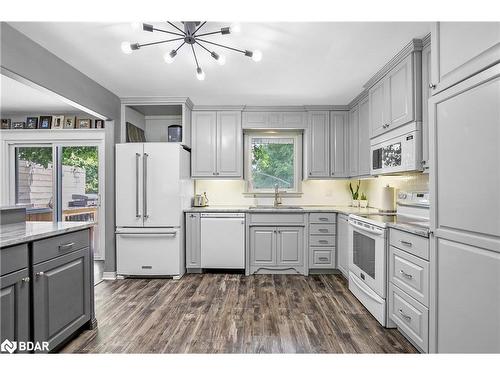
left=200, top=213, right=245, bottom=218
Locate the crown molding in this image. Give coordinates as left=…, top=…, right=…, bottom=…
left=120, top=96, right=193, bottom=106
left=363, top=38, right=424, bottom=90
left=422, top=33, right=431, bottom=48
left=348, top=90, right=369, bottom=109
left=192, top=105, right=246, bottom=111
left=304, top=105, right=350, bottom=112
left=243, top=105, right=305, bottom=112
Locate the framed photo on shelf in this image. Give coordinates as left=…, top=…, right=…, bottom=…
left=11, top=121, right=26, bottom=129
left=26, top=117, right=38, bottom=129
left=1, top=119, right=11, bottom=129
left=77, top=118, right=91, bottom=129
left=52, top=115, right=64, bottom=129
left=63, top=116, right=76, bottom=129
left=95, top=119, right=104, bottom=128
left=39, top=116, right=52, bottom=129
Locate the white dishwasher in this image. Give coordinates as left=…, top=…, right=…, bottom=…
left=200, top=212, right=245, bottom=269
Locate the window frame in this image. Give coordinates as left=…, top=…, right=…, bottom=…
left=244, top=130, right=303, bottom=195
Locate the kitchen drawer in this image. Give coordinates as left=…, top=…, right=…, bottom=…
left=390, top=229, right=429, bottom=260
left=390, top=246, right=429, bottom=306
left=389, top=283, right=429, bottom=352
left=309, top=213, right=336, bottom=224
left=309, top=235, right=335, bottom=247
left=248, top=213, right=305, bottom=226
left=1, top=244, right=28, bottom=276
left=309, top=223, right=336, bottom=235
left=310, top=248, right=335, bottom=268
left=33, top=229, right=90, bottom=264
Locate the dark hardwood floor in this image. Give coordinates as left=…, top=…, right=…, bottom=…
left=61, top=273, right=417, bottom=353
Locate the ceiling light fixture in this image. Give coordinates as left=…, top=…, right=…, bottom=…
left=122, top=21, right=262, bottom=80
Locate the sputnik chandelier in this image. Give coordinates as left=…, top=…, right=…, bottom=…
left=121, top=22, right=262, bottom=80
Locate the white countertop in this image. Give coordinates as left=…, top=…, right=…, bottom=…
left=0, top=221, right=94, bottom=248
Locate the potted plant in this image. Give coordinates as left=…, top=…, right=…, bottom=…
left=359, top=193, right=368, bottom=208
left=349, top=181, right=360, bottom=207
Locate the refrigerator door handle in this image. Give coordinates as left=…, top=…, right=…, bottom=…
left=143, top=152, right=149, bottom=219
left=135, top=153, right=141, bottom=218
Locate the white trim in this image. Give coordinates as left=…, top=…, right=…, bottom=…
left=244, top=130, right=303, bottom=195
left=102, top=271, right=117, bottom=280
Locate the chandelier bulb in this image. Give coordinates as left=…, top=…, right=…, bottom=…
left=252, top=50, right=263, bottom=62
left=164, top=50, right=177, bottom=64
left=196, top=67, right=206, bottom=81
left=131, top=22, right=142, bottom=31
left=217, top=55, right=226, bottom=66
left=121, top=42, right=133, bottom=54
left=230, top=23, right=241, bottom=33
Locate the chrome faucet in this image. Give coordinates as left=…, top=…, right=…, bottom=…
left=274, top=184, right=282, bottom=207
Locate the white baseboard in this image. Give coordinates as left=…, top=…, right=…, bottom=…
left=102, top=271, right=117, bottom=280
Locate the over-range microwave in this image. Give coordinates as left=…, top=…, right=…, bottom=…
left=371, top=129, right=422, bottom=175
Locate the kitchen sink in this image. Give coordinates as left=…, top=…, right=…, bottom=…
left=249, top=205, right=304, bottom=210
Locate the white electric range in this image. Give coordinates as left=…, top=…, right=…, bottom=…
left=347, top=191, right=429, bottom=326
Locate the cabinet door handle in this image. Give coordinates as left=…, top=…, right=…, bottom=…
left=35, top=272, right=45, bottom=277
left=143, top=153, right=149, bottom=219
left=400, top=240, right=412, bottom=247
left=399, top=269, right=413, bottom=279
left=21, top=277, right=30, bottom=283
left=429, top=83, right=436, bottom=89
left=135, top=153, right=141, bottom=218
left=59, top=242, right=74, bottom=251
left=398, top=309, right=412, bottom=321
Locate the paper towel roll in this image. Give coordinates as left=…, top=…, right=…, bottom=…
left=380, top=185, right=396, bottom=212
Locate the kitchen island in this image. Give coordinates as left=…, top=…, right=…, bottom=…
left=0, top=219, right=95, bottom=353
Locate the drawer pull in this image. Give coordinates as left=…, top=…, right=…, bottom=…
left=318, top=229, right=329, bottom=233
left=318, top=257, right=329, bottom=262
left=318, top=218, right=329, bottom=221
left=318, top=240, right=329, bottom=244
left=59, top=242, right=75, bottom=251
left=398, top=309, right=412, bottom=321
left=400, top=240, right=413, bottom=247
left=399, top=270, right=413, bottom=279
left=35, top=272, right=45, bottom=277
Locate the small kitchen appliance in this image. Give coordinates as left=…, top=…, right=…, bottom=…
left=167, top=124, right=182, bottom=142
left=193, top=192, right=209, bottom=207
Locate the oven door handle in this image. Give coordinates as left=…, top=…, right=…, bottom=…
left=350, top=274, right=384, bottom=303
left=348, top=219, right=384, bottom=236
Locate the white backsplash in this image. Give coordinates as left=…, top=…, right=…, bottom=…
left=195, top=173, right=429, bottom=209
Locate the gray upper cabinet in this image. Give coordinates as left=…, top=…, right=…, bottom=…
left=33, top=246, right=90, bottom=351
left=307, top=111, right=330, bottom=178
left=348, top=106, right=359, bottom=177
left=192, top=111, right=242, bottom=178
left=191, top=111, right=217, bottom=177
left=357, top=96, right=370, bottom=176
left=368, top=42, right=422, bottom=139
left=421, top=39, right=432, bottom=172
left=330, top=111, right=349, bottom=178
left=242, top=111, right=306, bottom=129
left=430, top=22, right=500, bottom=95
left=216, top=111, right=242, bottom=177
left=185, top=213, right=201, bottom=269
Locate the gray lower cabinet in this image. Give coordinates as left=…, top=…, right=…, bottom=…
left=32, top=247, right=90, bottom=352
left=336, top=214, right=349, bottom=278
left=249, top=226, right=304, bottom=274
left=185, top=213, right=201, bottom=269
left=1, top=269, right=30, bottom=352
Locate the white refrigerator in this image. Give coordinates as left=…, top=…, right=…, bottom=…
left=115, top=143, right=192, bottom=277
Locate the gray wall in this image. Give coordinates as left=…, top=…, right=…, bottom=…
left=1, top=22, right=119, bottom=273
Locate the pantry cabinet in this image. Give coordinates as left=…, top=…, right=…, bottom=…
left=369, top=53, right=421, bottom=138
left=191, top=111, right=242, bottom=178
left=430, top=22, right=500, bottom=94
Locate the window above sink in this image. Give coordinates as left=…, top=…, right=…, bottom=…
left=244, top=131, right=302, bottom=195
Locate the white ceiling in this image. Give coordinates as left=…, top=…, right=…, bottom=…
left=9, top=22, right=432, bottom=105
left=0, top=74, right=85, bottom=115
